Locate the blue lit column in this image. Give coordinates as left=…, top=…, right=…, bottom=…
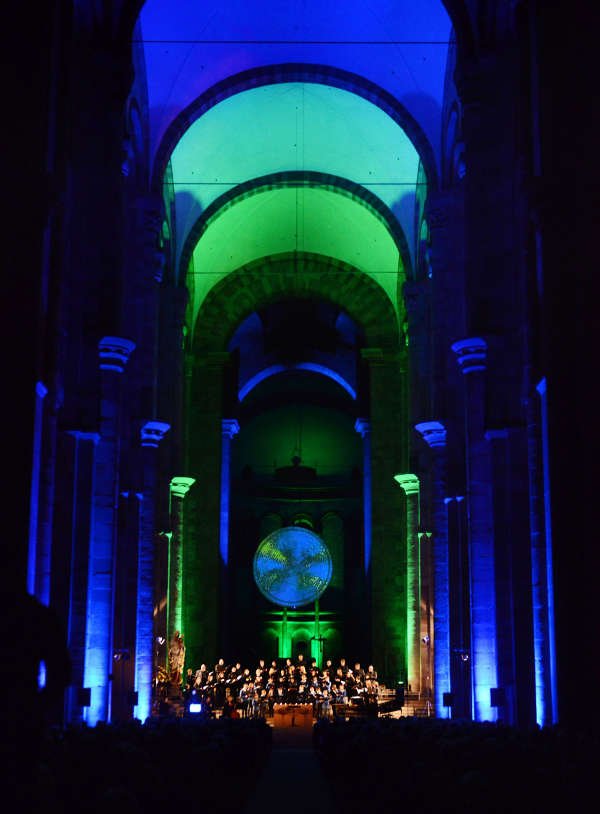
left=220, top=419, right=239, bottom=566
left=532, top=377, right=557, bottom=725
left=28, top=381, right=48, bottom=596
left=135, top=420, right=170, bottom=722
left=84, top=336, right=135, bottom=725
left=452, top=337, right=497, bottom=721
left=354, top=419, right=372, bottom=575
left=220, top=419, right=239, bottom=657
left=415, top=421, right=451, bottom=716
left=395, top=474, right=421, bottom=694
left=169, top=477, right=196, bottom=643
left=65, top=431, right=100, bottom=724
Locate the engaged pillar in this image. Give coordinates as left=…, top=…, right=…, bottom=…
left=395, top=474, right=421, bottom=694
left=354, top=418, right=372, bottom=576
left=416, top=421, right=450, bottom=715
left=220, top=420, right=240, bottom=566
left=452, top=337, right=497, bottom=721
left=135, top=420, right=170, bottom=722
left=84, top=336, right=135, bottom=725
left=169, top=477, right=196, bottom=644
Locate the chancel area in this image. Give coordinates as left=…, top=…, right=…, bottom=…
left=7, top=0, right=598, bottom=741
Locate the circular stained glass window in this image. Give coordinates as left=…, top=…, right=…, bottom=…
left=253, top=526, right=332, bottom=608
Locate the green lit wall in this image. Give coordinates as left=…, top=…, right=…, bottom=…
left=233, top=401, right=361, bottom=478
left=187, top=186, right=402, bottom=331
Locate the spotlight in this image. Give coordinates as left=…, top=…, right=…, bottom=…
left=189, top=703, right=202, bottom=714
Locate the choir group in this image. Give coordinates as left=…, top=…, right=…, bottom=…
left=181, top=654, right=381, bottom=718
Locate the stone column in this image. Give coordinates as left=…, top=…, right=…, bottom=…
left=169, top=477, right=196, bottom=646
left=419, top=531, right=433, bottom=710
left=220, top=419, right=240, bottom=566
left=452, top=337, right=497, bottom=721
left=531, top=377, right=558, bottom=725
left=445, top=494, right=471, bottom=718
left=83, top=336, right=135, bottom=725
left=395, top=474, right=421, bottom=694
left=184, top=352, right=230, bottom=670
left=134, top=420, right=170, bottom=722
left=362, top=348, right=407, bottom=685
left=64, top=430, right=100, bottom=724
left=36, top=385, right=61, bottom=609
left=27, top=381, right=48, bottom=596
left=415, top=421, right=451, bottom=714
left=354, top=418, right=372, bottom=575
left=220, top=419, right=239, bottom=659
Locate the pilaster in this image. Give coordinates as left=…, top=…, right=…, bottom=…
left=361, top=348, right=407, bottom=685
left=415, top=420, right=451, bottom=715
left=451, top=337, right=497, bottom=722
left=64, top=430, right=100, bottom=724
left=354, top=418, right=372, bottom=575
left=169, top=477, right=196, bottom=647
left=83, top=336, right=134, bottom=725
left=183, top=351, right=231, bottom=669
left=395, top=474, right=421, bottom=694
left=134, top=420, right=170, bottom=721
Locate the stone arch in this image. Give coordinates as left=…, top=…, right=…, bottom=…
left=179, top=170, right=413, bottom=283
left=150, top=63, right=439, bottom=193
left=192, top=252, right=401, bottom=355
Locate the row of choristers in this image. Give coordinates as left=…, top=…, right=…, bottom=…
left=183, top=654, right=380, bottom=717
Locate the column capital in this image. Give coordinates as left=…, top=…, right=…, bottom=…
left=451, top=337, right=487, bottom=374
left=221, top=419, right=240, bottom=439
left=170, top=476, right=196, bottom=499
left=36, top=381, right=48, bottom=398
left=67, top=430, right=101, bottom=444
left=140, top=420, right=170, bottom=447
left=354, top=418, right=371, bottom=438
left=415, top=421, right=447, bottom=448
left=444, top=495, right=465, bottom=504
left=98, top=336, right=136, bottom=372
left=394, top=473, right=420, bottom=495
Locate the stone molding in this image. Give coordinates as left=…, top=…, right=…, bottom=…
left=354, top=417, right=371, bottom=438
left=140, top=420, right=170, bottom=447
left=221, top=419, right=240, bottom=439
left=451, top=337, right=487, bottom=374
left=170, top=477, right=196, bottom=499
left=98, top=336, right=136, bottom=373
left=415, top=421, right=447, bottom=448
left=394, top=473, right=420, bottom=495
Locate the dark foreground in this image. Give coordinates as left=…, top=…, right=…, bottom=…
left=8, top=715, right=600, bottom=813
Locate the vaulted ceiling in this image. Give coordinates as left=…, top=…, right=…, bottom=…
left=137, top=1, right=452, bottom=335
